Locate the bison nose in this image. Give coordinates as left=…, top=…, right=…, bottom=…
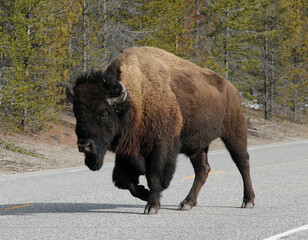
left=77, top=139, right=95, bottom=153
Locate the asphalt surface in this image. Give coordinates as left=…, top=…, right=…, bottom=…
left=1, top=140, right=307, bottom=240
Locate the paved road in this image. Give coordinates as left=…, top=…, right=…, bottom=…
left=1, top=140, right=307, bottom=240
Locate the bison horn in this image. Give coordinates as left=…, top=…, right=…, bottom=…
left=107, top=82, right=128, bottom=106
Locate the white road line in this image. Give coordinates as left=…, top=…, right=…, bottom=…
left=263, top=224, right=308, bottom=240
left=248, top=140, right=308, bottom=151
left=207, top=140, right=308, bottom=155
left=66, top=169, right=85, bottom=173
left=0, top=167, right=86, bottom=181
left=0, top=162, right=115, bottom=181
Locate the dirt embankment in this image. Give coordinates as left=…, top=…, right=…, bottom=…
left=1, top=109, right=307, bottom=176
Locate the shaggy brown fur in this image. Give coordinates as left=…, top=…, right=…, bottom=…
left=69, top=46, right=255, bottom=214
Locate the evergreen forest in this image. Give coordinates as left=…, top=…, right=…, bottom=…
left=0, top=0, right=307, bottom=132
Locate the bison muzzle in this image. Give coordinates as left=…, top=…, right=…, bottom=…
left=67, top=46, right=255, bottom=214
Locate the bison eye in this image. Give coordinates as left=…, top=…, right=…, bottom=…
left=101, top=111, right=108, bottom=120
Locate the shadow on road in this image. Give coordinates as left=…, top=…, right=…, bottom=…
left=0, top=203, right=241, bottom=216
left=0, top=202, right=148, bottom=215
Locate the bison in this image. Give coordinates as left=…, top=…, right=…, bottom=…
left=67, top=46, right=255, bottom=214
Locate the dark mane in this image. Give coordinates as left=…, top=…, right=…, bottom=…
left=75, top=70, right=105, bottom=87
left=74, top=69, right=122, bottom=98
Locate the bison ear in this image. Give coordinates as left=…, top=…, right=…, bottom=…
left=107, top=82, right=128, bottom=106
left=66, top=87, right=74, bottom=103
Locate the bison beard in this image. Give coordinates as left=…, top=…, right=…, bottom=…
left=68, top=46, right=255, bottom=215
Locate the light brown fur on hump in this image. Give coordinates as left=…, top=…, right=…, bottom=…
left=111, top=47, right=184, bottom=156
left=110, top=46, right=242, bottom=155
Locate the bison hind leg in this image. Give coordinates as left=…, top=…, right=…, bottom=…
left=221, top=136, right=255, bottom=208
left=179, top=147, right=211, bottom=211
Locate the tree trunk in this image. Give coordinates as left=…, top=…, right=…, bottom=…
left=263, top=19, right=269, bottom=120
left=0, top=53, right=2, bottom=107
left=292, top=48, right=298, bottom=121
left=83, top=0, right=88, bottom=73
left=195, top=0, right=200, bottom=51
left=68, top=37, right=72, bottom=83
left=224, top=10, right=230, bottom=80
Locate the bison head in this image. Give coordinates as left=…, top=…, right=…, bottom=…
left=66, top=70, right=130, bottom=171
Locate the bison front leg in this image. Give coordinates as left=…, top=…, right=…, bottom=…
left=143, top=179, right=162, bottom=215
left=144, top=167, right=164, bottom=214
left=112, top=155, right=150, bottom=202
left=144, top=146, right=177, bottom=214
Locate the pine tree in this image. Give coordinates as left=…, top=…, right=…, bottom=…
left=127, top=0, right=192, bottom=57
left=0, top=0, right=81, bottom=131
left=277, top=0, right=307, bottom=121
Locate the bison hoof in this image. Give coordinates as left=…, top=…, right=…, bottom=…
left=144, top=203, right=160, bottom=215
left=178, top=200, right=195, bottom=211
left=178, top=203, right=193, bottom=211
left=241, top=200, right=255, bottom=208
